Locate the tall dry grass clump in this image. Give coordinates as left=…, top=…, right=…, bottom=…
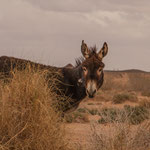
left=0, top=66, right=69, bottom=150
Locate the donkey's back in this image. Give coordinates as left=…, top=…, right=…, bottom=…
left=0, top=56, right=59, bottom=76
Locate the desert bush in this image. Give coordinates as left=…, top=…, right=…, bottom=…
left=113, top=92, right=138, bottom=104
left=64, top=114, right=74, bottom=123
left=0, top=67, right=69, bottom=150
left=65, top=111, right=89, bottom=123
left=77, top=108, right=87, bottom=113
left=98, top=105, right=149, bottom=125
left=113, top=93, right=129, bottom=104
left=124, top=105, right=149, bottom=125
left=89, top=120, right=150, bottom=150
left=87, top=103, right=95, bottom=105
left=87, top=108, right=99, bottom=115
left=98, top=108, right=126, bottom=124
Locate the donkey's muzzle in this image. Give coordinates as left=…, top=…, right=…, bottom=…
left=86, top=89, right=96, bottom=98
left=86, top=80, right=97, bottom=98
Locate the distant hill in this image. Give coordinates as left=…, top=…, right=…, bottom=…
left=105, top=69, right=149, bottom=73
left=102, top=69, right=150, bottom=91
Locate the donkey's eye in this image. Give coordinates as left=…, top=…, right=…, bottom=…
left=97, top=67, right=102, bottom=75
left=98, top=68, right=102, bottom=72
left=82, top=67, right=88, bottom=75
left=82, top=67, right=87, bottom=72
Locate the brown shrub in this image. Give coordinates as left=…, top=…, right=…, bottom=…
left=0, top=67, right=69, bottom=150
left=89, top=115, right=150, bottom=150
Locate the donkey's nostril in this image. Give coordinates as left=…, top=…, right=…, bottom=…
left=89, top=94, right=94, bottom=98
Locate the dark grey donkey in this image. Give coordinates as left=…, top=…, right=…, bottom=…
left=0, top=40, right=108, bottom=112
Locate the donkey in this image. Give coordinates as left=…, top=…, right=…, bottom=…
left=0, top=40, right=108, bottom=112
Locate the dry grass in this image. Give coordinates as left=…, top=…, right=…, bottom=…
left=89, top=121, right=150, bottom=150
left=87, top=71, right=150, bottom=150
left=0, top=66, right=70, bottom=150
left=89, top=114, right=150, bottom=150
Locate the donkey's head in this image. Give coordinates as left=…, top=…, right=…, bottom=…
left=80, top=40, right=108, bottom=98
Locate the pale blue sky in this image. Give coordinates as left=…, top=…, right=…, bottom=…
left=0, top=0, right=150, bottom=71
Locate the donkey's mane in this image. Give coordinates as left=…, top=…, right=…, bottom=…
left=75, top=57, right=84, bottom=67
left=89, top=46, right=97, bottom=53
left=75, top=46, right=98, bottom=67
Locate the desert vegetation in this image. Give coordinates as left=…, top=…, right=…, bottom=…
left=89, top=119, right=150, bottom=150
left=0, top=66, right=70, bottom=150
left=65, top=70, right=150, bottom=150
left=0, top=67, right=150, bottom=150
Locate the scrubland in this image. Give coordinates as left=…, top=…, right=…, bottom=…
left=65, top=71, right=150, bottom=150
left=0, top=68, right=150, bottom=150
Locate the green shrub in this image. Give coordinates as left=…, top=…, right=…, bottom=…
left=87, top=109, right=99, bottom=115
left=98, top=108, right=125, bottom=124
left=113, top=93, right=137, bottom=104
left=124, top=105, right=149, bottom=125
left=98, top=105, right=149, bottom=125
left=88, top=103, right=94, bottom=105
left=77, top=108, right=87, bottom=113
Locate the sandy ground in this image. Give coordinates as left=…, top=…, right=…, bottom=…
left=66, top=123, right=91, bottom=149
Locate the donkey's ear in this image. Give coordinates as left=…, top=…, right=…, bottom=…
left=98, top=42, right=108, bottom=60
left=81, top=40, right=90, bottom=59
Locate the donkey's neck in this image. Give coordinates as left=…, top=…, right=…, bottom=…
left=63, top=66, right=82, bottom=85
left=62, top=65, right=86, bottom=100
